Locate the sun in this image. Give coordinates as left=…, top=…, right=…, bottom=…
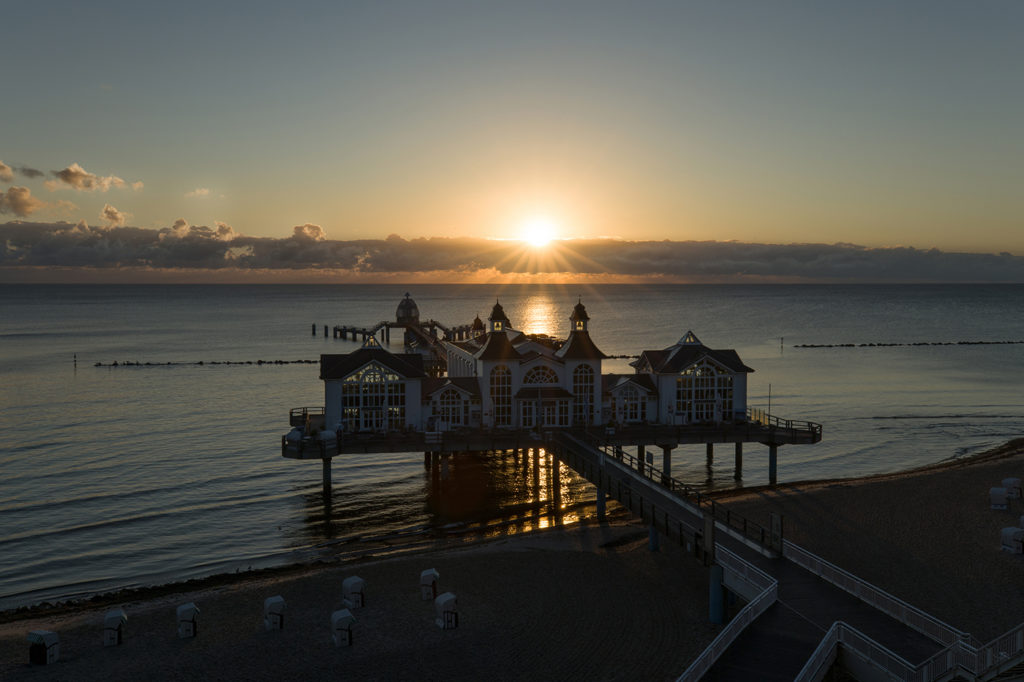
left=519, top=215, right=559, bottom=248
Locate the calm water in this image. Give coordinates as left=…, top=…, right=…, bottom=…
left=2, top=283, right=1023, bottom=610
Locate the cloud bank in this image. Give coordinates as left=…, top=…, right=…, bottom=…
left=2, top=221, right=1023, bottom=283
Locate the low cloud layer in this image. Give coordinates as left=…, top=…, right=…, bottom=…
left=2, top=221, right=1023, bottom=282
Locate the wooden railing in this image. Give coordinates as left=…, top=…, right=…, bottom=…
left=676, top=546, right=779, bottom=682
left=783, top=541, right=970, bottom=649
left=576, top=431, right=777, bottom=552
left=746, top=407, right=822, bottom=437
left=786, top=540, right=1024, bottom=681
left=289, top=406, right=324, bottom=427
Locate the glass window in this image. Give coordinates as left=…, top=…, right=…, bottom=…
left=490, top=365, right=512, bottom=427
left=572, top=364, right=594, bottom=425
left=523, top=366, right=558, bottom=384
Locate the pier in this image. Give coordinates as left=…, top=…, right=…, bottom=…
left=286, top=294, right=1024, bottom=679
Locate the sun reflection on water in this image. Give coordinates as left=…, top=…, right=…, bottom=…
left=519, top=296, right=560, bottom=336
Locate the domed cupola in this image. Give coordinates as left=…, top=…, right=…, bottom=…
left=396, top=293, right=420, bottom=325
left=489, top=300, right=510, bottom=333
left=570, top=298, right=590, bottom=332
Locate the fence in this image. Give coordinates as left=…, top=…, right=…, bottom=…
left=676, top=546, right=779, bottom=682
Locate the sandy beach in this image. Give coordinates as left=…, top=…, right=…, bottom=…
left=717, top=438, right=1024, bottom=643
left=0, top=521, right=718, bottom=681
left=4, top=438, right=1024, bottom=679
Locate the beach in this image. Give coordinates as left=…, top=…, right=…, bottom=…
left=4, top=438, right=1024, bottom=679
left=717, top=438, right=1024, bottom=642
left=0, top=522, right=717, bottom=681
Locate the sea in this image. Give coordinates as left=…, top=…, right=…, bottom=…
left=2, top=283, right=1023, bottom=611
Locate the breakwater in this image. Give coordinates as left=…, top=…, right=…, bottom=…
left=795, top=340, right=1024, bottom=349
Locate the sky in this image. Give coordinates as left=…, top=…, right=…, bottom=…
left=3, top=1, right=1024, bottom=282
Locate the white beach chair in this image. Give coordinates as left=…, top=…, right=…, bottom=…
left=1003, top=478, right=1022, bottom=499
left=343, top=576, right=365, bottom=608
left=103, top=608, right=127, bottom=646
left=420, top=568, right=439, bottom=601
left=177, top=603, right=200, bottom=638
left=331, top=609, right=356, bottom=646
left=263, top=596, right=286, bottom=631
left=1001, top=527, right=1024, bottom=554
left=991, top=487, right=1009, bottom=510
left=434, top=592, right=458, bottom=630
left=27, top=630, right=59, bottom=665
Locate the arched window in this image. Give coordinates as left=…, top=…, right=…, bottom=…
left=490, top=365, right=512, bottom=427
left=436, top=388, right=465, bottom=427
left=676, top=359, right=733, bottom=423
left=523, top=366, right=558, bottom=384
left=341, top=363, right=406, bottom=432
left=573, top=364, right=594, bottom=425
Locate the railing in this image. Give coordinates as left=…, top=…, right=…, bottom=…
left=289, top=406, right=324, bottom=427
left=796, top=621, right=926, bottom=682
left=783, top=540, right=970, bottom=649
left=746, top=407, right=822, bottom=437
left=677, top=546, right=779, bottom=682
left=575, top=431, right=776, bottom=551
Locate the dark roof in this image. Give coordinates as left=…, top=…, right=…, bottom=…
left=320, top=348, right=426, bottom=380
left=571, top=299, right=590, bottom=322
left=635, top=344, right=753, bottom=374
left=603, top=374, right=658, bottom=394
left=556, top=331, right=606, bottom=360
left=476, top=331, right=523, bottom=362
left=514, top=386, right=575, bottom=400
left=422, top=377, right=481, bottom=398
left=489, top=300, right=510, bottom=324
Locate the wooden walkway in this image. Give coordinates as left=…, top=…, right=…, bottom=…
left=548, top=433, right=947, bottom=681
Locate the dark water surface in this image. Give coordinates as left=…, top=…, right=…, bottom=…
left=2, top=283, right=1023, bottom=609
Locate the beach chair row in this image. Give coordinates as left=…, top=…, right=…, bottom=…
left=25, top=569, right=459, bottom=666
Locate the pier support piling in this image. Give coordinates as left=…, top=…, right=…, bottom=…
left=706, top=443, right=714, bottom=467
left=661, top=445, right=673, bottom=484
left=734, top=443, right=743, bottom=480
left=709, top=564, right=725, bottom=624
left=648, top=523, right=660, bottom=552
left=768, top=445, right=778, bottom=485
left=322, top=457, right=332, bottom=501
left=636, top=444, right=646, bottom=474
left=312, top=323, right=316, bottom=336
left=596, top=488, right=606, bottom=521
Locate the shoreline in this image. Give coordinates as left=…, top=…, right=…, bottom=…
left=5, top=436, right=1022, bottom=626
left=0, top=519, right=717, bottom=681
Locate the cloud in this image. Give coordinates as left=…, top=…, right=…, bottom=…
left=100, top=203, right=128, bottom=228
left=46, top=162, right=139, bottom=192
left=185, top=188, right=210, bottom=198
left=0, top=187, right=46, bottom=217
left=17, top=166, right=45, bottom=179
left=2, top=223, right=1024, bottom=283
left=0, top=161, right=12, bottom=183
left=292, top=223, right=327, bottom=241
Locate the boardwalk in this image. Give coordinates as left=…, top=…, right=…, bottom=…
left=548, top=433, right=959, bottom=681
